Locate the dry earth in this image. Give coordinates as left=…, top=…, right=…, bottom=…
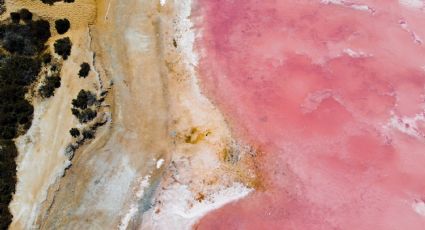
left=6, top=0, right=258, bottom=229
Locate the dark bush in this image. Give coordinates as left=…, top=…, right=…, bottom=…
left=0, top=55, right=41, bottom=86
left=50, top=64, right=58, bottom=72
left=78, top=62, right=90, bottom=78
left=0, top=140, right=17, bottom=230
left=0, top=11, right=52, bottom=229
left=71, top=108, right=80, bottom=117
left=10, top=12, right=20, bottom=24
left=39, top=75, right=61, bottom=98
left=72, top=90, right=96, bottom=109
left=77, top=108, right=97, bottom=123
left=19, top=9, right=32, bottom=22
left=40, top=0, right=75, bottom=3
left=82, top=129, right=94, bottom=140
left=30, top=19, right=51, bottom=43
left=0, top=19, right=51, bottom=55
left=42, top=53, right=51, bottom=64
left=69, top=128, right=80, bottom=137
left=54, top=37, right=72, bottom=60
left=71, top=90, right=98, bottom=123
left=40, top=0, right=61, bottom=5
left=55, top=18, right=70, bottom=35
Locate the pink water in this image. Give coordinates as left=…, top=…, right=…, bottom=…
left=194, top=0, right=425, bottom=229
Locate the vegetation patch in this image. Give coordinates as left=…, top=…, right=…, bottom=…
left=71, top=90, right=98, bottom=123
left=0, top=9, right=53, bottom=229
left=54, top=37, right=72, bottom=60
left=39, top=75, right=61, bottom=98
left=0, top=16, right=50, bottom=56
left=69, top=127, right=80, bottom=137
left=0, top=140, right=17, bottom=228
left=55, top=18, right=70, bottom=35
left=78, top=62, right=90, bottom=78
left=39, top=0, right=74, bottom=5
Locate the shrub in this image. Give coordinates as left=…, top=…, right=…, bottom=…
left=30, top=19, right=51, bottom=43
left=0, top=140, right=17, bottom=230
left=69, top=128, right=80, bottom=137
left=71, top=90, right=98, bottom=123
left=71, top=108, right=80, bottom=117
left=42, top=53, right=51, bottom=64
left=72, top=90, right=97, bottom=109
left=10, top=12, right=20, bottom=23
left=78, top=62, right=90, bottom=78
left=55, top=18, right=70, bottom=34
left=19, top=9, right=32, bottom=22
left=82, top=129, right=94, bottom=140
left=77, top=108, right=97, bottom=123
left=39, top=75, right=61, bottom=98
left=0, top=11, right=52, bottom=229
left=40, top=0, right=61, bottom=5
left=0, top=55, right=41, bottom=86
left=0, top=19, right=51, bottom=55
left=54, top=37, right=72, bottom=60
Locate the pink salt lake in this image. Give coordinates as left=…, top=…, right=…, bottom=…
left=194, top=0, right=425, bottom=229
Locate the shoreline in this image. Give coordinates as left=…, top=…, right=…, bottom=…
left=8, top=0, right=258, bottom=228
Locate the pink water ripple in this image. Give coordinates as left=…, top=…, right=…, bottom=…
left=194, top=0, right=425, bottom=229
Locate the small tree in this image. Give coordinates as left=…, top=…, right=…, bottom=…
left=39, top=75, right=61, bottom=98
left=72, top=90, right=97, bottom=109
left=78, top=108, right=97, bottom=123
left=78, top=62, right=90, bottom=78
left=54, top=37, right=72, bottom=60
left=82, top=129, right=94, bottom=140
left=69, top=128, right=80, bottom=137
left=31, top=19, right=52, bottom=43
left=42, top=53, right=52, bottom=64
left=19, top=9, right=32, bottom=22
left=10, top=12, right=20, bottom=23
left=71, top=108, right=80, bottom=117
left=40, top=0, right=61, bottom=5
left=55, top=18, right=70, bottom=34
